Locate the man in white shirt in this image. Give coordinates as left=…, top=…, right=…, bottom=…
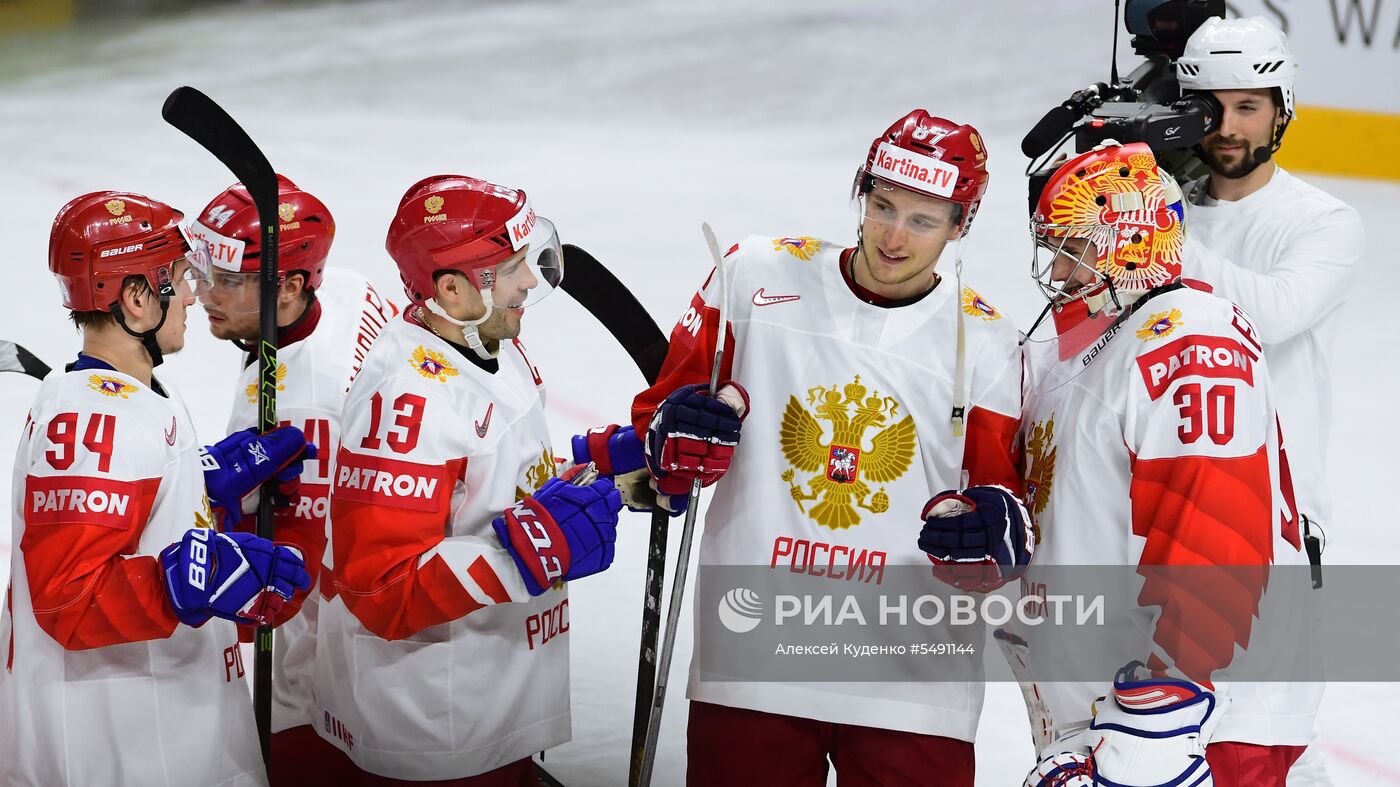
left=1175, top=16, right=1366, bottom=786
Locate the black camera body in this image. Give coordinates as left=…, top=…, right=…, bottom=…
left=1025, top=0, right=1226, bottom=210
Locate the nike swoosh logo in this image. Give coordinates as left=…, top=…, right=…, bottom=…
left=475, top=402, right=494, bottom=438
left=165, top=417, right=177, bottom=446
left=753, top=288, right=800, bottom=306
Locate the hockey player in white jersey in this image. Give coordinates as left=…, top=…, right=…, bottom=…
left=190, top=174, right=397, bottom=784
left=314, top=175, right=624, bottom=784
left=1013, top=142, right=1318, bottom=787
left=630, top=111, right=1030, bottom=785
left=0, top=191, right=312, bottom=786
left=1175, top=19, right=1363, bottom=785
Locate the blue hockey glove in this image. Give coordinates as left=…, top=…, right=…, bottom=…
left=493, top=467, right=623, bottom=596
left=200, top=426, right=315, bottom=521
left=919, top=484, right=1033, bottom=592
left=160, top=528, right=311, bottom=627
left=572, top=424, right=686, bottom=515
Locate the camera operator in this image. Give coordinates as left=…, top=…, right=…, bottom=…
left=1176, top=17, right=1363, bottom=580
left=1174, top=16, right=1364, bottom=787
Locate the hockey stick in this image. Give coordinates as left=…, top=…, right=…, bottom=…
left=162, top=86, right=281, bottom=766
left=637, top=223, right=731, bottom=787
left=0, top=341, right=51, bottom=380
left=557, top=245, right=672, bottom=786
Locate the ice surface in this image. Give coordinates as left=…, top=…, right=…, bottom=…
left=2, top=2, right=1397, bottom=784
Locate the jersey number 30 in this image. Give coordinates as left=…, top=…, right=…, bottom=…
left=1173, top=383, right=1236, bottom=445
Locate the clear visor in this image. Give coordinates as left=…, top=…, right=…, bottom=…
left=195, top=268, right=288, bottom=314
left=487, top=215, right=563, bottom=309
left=850, top=175, right=963, bottom=239
left=166, top=232, right=214, bottom=301
left=1030, top=222, right=1109, bottom=306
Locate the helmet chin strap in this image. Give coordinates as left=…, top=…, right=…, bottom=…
left=424, top=288, right=499, bottom=360
left=110, top=293, right=171, bottom=368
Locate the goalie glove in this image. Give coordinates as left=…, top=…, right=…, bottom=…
left=1024, top=662, right=1220, bottom=787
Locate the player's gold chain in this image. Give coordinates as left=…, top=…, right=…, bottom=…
left=415, top=305, right=449, bottom=341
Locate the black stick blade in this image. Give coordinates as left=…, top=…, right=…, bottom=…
left=161, top=86, right=277, bottom=215
left=560, top=245, right=668, bottom=385
left=0, top=341, right=51, bottom=380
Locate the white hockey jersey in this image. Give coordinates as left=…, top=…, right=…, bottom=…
left=1, top=364, right=264, bottom=787
left=314, top=313, right=570, bottom=780
left=223, top=268, right=396, bottom=733
left=1182, top=166, right=1365, bottom=534
left=632, top=235, right=1023, bottom=742
left=1015, top=282, right=1320, bottom=753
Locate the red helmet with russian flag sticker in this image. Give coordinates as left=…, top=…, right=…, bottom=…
left=385, top=175, right=562, bottom=308
left=855, top=110, right=990, bottom=237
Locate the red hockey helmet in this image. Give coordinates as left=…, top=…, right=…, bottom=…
left=855, top=110, right=990, bottom=237
left=385, top=175, right=562, bottom=308
left=49, top=191, right=199, bottom=312
left=1030, top=142, right=1185, bottom=309
left=189, top=174, right=334, bottom=290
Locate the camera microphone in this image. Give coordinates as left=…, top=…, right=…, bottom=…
left=1022, top=106, right=1079, bottom=158
left=1022, top=84, right=1109, bottom=158
left=1252, top=146, right=1273, bottom=165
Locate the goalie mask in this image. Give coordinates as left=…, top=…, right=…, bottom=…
left=1030, top=142, right=1185, bottom=319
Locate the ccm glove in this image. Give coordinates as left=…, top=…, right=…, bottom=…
left=645, top=382, right=749, bottom=496
left=572, top=423, right=686, bottom=515
left=493, top=467, right=624, bottom=596
left=201, top=426, right=316, bottom=521
left=160, top=528, right=311, bottom=627
left=919, top=484, right=1034, bottom=592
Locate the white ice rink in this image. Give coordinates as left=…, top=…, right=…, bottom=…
left=2, top=1, right=1398, bottom=784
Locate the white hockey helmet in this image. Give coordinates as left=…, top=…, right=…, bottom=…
left=1176, top=16, right=1298, bottom=119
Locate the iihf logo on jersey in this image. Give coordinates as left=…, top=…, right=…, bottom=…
left=779, top=374, right=915, bottom=531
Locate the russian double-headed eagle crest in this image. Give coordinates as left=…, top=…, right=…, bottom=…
left=779, top=374, right=916, bottom=530
left=773, top=236, right=821, bottom=261
left=1023, top=417, right=1057, bottom=544
left=516, top=445, right=559, bottom=501
left=1136, top=308, right=1182, bottom=341
left=961, top=286, right=1001, bottom=321
left=87, top=374, right=135, bottom=399
left=411, top=346, right=458, bottom=382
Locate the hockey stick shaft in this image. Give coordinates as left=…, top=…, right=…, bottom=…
left=637, top=223, right=730, bottom=787
left=162, top=86, right=280, bottom=767
left=555, top=247, right=673, bottom=786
